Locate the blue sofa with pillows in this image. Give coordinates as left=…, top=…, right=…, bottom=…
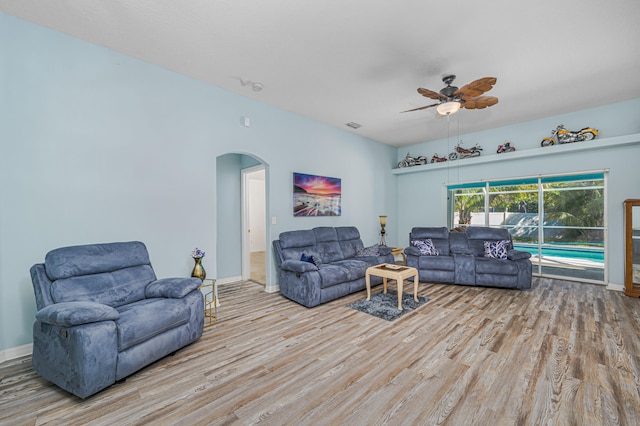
left=30, top=241, right=204, bottom=398
left=272, top=226, right=395, bottom=307
left=405, top=226, right=532, bottom=290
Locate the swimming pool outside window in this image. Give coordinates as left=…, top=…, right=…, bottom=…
left=448, top=171, right=607, bottom=283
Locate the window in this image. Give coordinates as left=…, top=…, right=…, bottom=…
left=448, top=172, right=606, bottom=283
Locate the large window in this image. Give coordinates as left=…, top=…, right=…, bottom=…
left=449, top=172, right=606, bottom=283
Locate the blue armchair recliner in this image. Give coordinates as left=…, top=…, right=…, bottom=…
left=30, top=241, right=204, bottom=398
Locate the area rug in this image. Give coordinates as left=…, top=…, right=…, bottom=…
left=346, top=290, right=430, bottom=321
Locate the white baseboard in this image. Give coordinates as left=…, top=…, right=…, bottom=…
left=216, top=276, right=242, bottom=285
left=606, top=283, right=625, bottom=292
left=0, top=343, right=33, bottom=363
left=265, top=285, right=280, bottom=294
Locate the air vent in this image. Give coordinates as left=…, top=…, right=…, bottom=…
left=346, top=122, right=362, bottom=129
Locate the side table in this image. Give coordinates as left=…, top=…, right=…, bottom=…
left=199, top=278, right=217, bottom=328
left=390, top=247, right=406, bottom=265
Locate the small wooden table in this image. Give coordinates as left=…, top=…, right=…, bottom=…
left=390, top=247, right=406, bottom=265
left=365, top=264, right=419, bottom=310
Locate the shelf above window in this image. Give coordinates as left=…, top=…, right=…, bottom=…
left=392, top=133, right=640, bottom=175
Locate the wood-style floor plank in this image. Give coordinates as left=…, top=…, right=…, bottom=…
left=1, top=277, right=640, bottom=425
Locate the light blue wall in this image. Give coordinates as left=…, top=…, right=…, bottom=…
left=3, top=12, right=638, bottom=354
left=216, top=153, right=244, bottom=279
left=396, top=99, right=640, bottom=286
left=0, top=14, right=397, bottom=352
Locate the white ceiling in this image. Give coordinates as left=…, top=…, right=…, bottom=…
left=2, top=0, right=640, bottom=147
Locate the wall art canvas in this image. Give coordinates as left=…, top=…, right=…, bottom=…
left=293, top=172, right=341, bottom=216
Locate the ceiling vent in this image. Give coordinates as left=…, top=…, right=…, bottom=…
left=346, top=122, right=362, bottom=129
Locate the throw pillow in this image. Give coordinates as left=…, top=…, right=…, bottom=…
left=356, top=244, right=380, bottom=257
left=300, top=253, right=321, bottom=266
left=412, top=239, right=439, bottom=256
left=484, top=240, right=510, bottom=260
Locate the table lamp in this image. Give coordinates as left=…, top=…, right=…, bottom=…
left=379, top=215, right=388, bottom=246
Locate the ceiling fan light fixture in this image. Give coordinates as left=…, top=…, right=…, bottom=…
left=437, top=101, right=461, bottom=116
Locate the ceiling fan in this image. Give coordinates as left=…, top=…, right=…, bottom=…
left=403, top=74, right=498, bottom=115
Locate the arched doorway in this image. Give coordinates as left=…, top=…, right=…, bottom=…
left=215, top=153, right=269, bottom=287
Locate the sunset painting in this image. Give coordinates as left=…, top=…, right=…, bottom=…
left=293, top=172, right=341, bottom=216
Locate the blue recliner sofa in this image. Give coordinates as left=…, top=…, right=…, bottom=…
left=405, top=226, right=532, bottom=290
left=273, top=226, right=395, bottom=307
left=30, top=241, right=204, bottom=398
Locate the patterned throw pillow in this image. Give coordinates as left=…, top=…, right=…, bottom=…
left=412, top=239, right=439, bottom=256
left=356, top=244, right=380, bottom=257
left=484, top=240, right=510, bottom=260
left=300, top=253, right=321, bottom=266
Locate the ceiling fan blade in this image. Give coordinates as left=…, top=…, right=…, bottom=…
left=401, top=103, right=439, bottom=113
left=417, top=88, right=448, bottom=100
left=454, top=77, right=497, bottom=100
left=461, top=96, right=499, bottom=109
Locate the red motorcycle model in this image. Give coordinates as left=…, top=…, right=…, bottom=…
left=497, top=141, right=516, bottom=154
left=430, top=154, right=447, bottom=163
left=449, top=142, right=482, bottom=160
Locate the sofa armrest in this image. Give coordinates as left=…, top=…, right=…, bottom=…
left=404, top=246, right=422, bottom=256
left=36, top=302, right=120, bottom=327
left=145, top=277, right=202, bottom=299
left=281, top=259, right=318, bottom=273
left=378, top=246, right=393, bottom=256
left=507, top=249, right=531, bottom=261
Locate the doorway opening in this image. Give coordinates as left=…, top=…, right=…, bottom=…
left=242, top=165, right=267, bottom=284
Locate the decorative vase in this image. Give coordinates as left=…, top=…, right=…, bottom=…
left=191, top=257, right=206, bottom=282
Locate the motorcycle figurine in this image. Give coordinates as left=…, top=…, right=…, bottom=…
left=540, top=124, right=598, bottom=147
left=449, top=142, right=482, bottom=160
left=497, top=141, right=516, bottom=154
left=398, top=152, right=428, bottom=168
left=430, top=153, right=447, bottom=163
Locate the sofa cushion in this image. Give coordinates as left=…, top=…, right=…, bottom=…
left=412, top=239, right=439, bottom=255
left=418, top=255, right=455, bottom=271
left=316, top=264, right=351, bottom=288
left=449, top=232, right=472, bottom=255
left=278, top=230, right=320, bottom=262
left=336, top=226, right=364, bottom=259
left=50, top=265, right=156, bottom=307
left=475, top=257, right=519, bottom=275
left=331, top=259, right=369, bottom=280
left=466, top=227, right=513, bottom=257
left=410, top=227, right=450, bottom=256
left=116, top=298, right=189, bottom=351
left=279, top=229, right=316, bottom=248
left=356, top=244, right=380, bottom=257
left=313, top=228, right=345, bottom=263
left=45, top=241, right=151, bottom=281
left=484, top=240, right=510, bottom=260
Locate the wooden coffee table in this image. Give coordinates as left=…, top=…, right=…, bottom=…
left=365, top=264, right=419, bottom=310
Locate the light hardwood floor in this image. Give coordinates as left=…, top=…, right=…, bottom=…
left=250, top=251, right=266, bottom=285
left=1, top=278, right=640, bottom=425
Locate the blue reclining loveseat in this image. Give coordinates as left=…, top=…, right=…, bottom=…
left=273, top=226, right=395, bottom=307
left=405, top=226, right=532, bottom=290
left=30, top=241, right=204, bottom=398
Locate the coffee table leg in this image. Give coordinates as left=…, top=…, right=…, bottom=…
left=397, top=278, right=403, bottom=310
left=413, top=272, right=419, bottom=302
left=366, top=272, right=371, bottom=301
left=383, top=277, right=388, bottom=294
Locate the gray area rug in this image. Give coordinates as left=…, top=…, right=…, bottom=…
left=346, top=290, right=430, bottom=321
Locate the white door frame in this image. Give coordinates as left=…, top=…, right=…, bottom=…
left=241, top=165, right=266, bottom=281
